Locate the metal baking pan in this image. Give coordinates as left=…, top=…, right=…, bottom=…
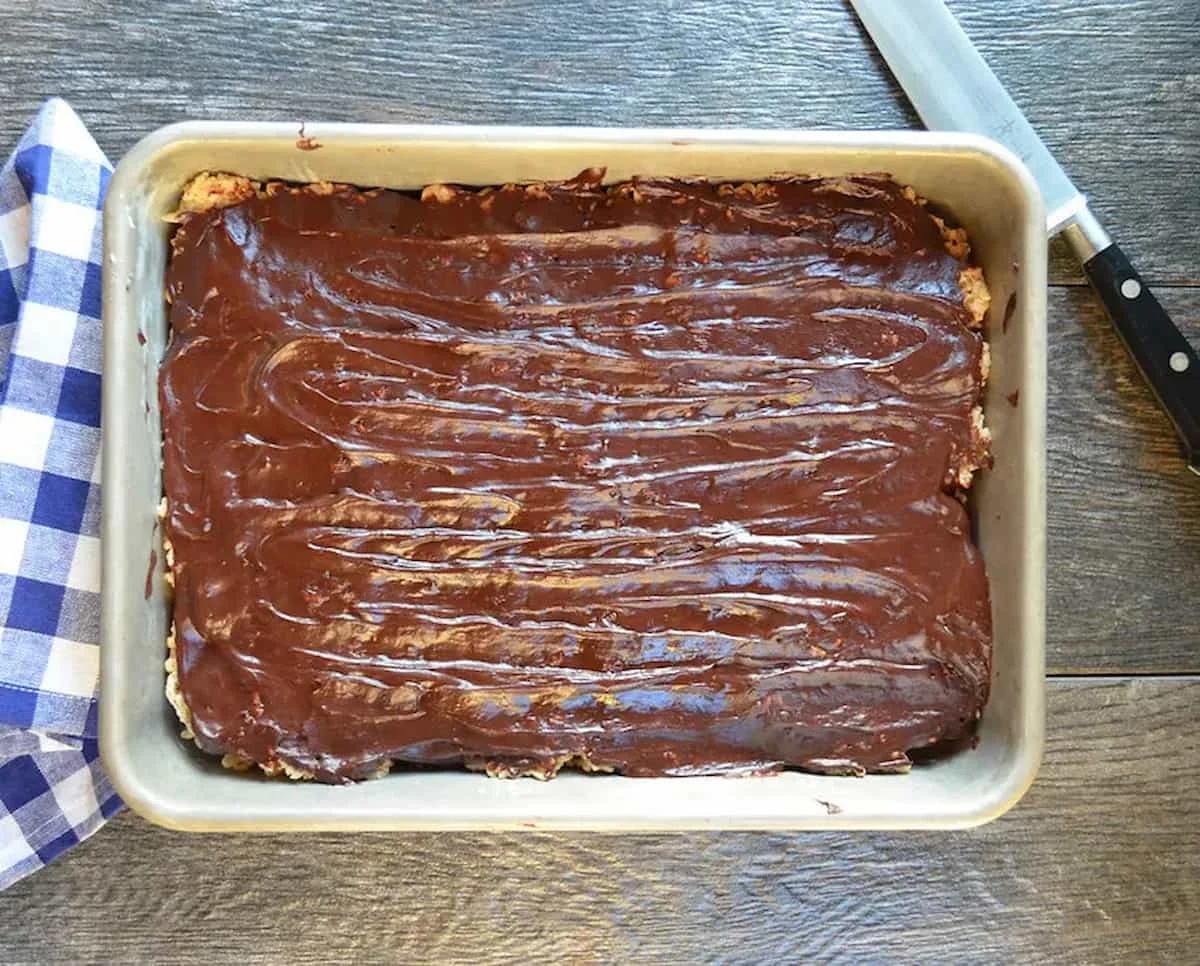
left=101, top=123, right=1046, bottom=830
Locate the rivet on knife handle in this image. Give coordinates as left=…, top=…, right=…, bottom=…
left=1068, top=220, right=1200, bottom=475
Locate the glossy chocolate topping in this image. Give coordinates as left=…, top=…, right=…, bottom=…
left=161, top=171, right=992, bottom=783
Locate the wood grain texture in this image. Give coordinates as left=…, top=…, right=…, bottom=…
left=0, top=0, right=1196, bottom=285
left=1, top=678, right=1197, bottom=965
left=1046, top=287, right=1200, bottom=671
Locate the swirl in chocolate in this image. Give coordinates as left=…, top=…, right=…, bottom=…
left=161, top=170, right=992, bottom=783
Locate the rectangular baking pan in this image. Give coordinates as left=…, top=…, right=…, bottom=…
left=101, top=124, right=1046, bottom=830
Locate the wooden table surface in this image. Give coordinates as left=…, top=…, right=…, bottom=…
left=2, top=0, right=1198, bottom=962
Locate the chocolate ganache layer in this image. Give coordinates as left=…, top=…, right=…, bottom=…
left=160, top=170, right=993, bottom=783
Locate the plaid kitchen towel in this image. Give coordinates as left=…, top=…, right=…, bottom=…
left=0, top=99, right=122, bottom=892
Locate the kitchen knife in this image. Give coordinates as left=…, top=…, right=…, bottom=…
left=851, top=0, right=1200, bottom=475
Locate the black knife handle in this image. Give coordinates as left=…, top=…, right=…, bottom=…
left=1083, top=243, right=1200, bottom=473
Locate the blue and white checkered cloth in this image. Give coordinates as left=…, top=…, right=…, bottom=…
left=0, top=99, right=122, bottom=891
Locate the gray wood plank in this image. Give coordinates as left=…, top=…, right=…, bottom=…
left=0, top=0, right=1196, bottom=284
left=1046, top=287, right=1200, bottom=672
left=1, top=677, right=1196, bottom=965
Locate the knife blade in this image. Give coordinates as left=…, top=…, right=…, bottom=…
left=851, top=0, right=1200, bottom=475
